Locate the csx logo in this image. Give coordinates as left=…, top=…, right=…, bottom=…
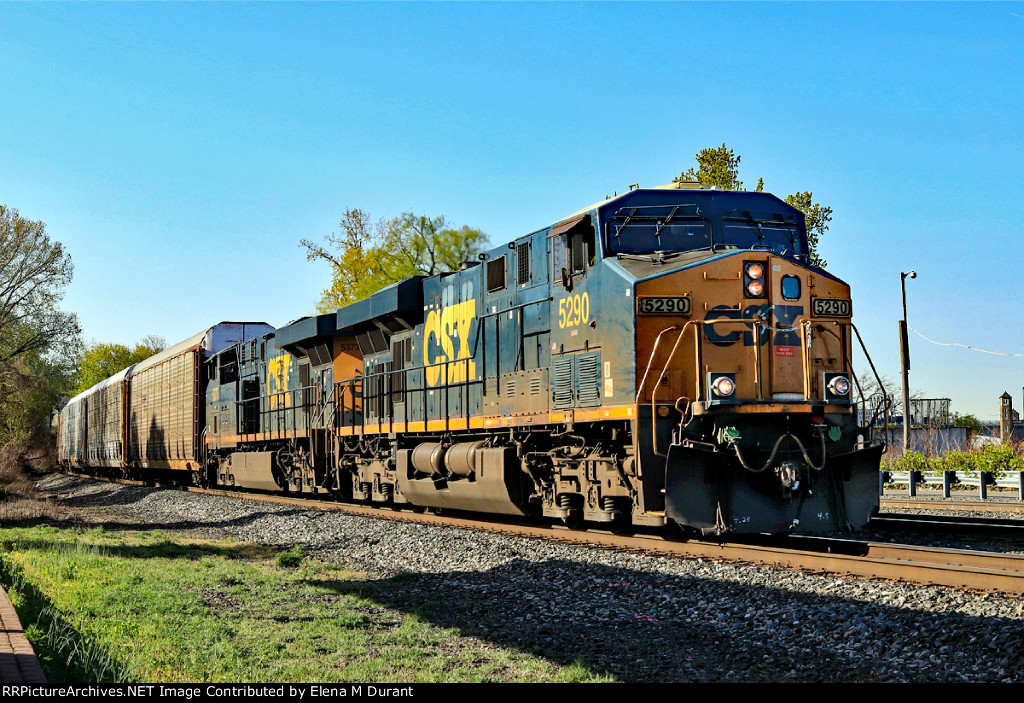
left=266, top=355, right=292, bottom=408
left=704, top=305, right=803, bottom=347
left=423, top=299, right=477, bottom=386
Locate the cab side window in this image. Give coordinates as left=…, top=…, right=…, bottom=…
left=552, top=216, right=596, bottom=287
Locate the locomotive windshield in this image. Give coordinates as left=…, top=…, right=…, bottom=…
left=719, top=210, right=805, bottom=258
left=607, top=205, right=712, bottom=255
left=606, top=204, right=807, bottom=260
left=613, top=219, right=712, bottom=254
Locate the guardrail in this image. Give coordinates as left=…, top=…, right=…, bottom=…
left=881, top=470, right=1024, bottom=500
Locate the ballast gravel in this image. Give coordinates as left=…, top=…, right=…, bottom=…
left=36, top=474, right=1024, bottom=683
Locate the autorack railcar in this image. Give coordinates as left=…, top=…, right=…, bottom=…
left=57, top=323, right=274, bottom=481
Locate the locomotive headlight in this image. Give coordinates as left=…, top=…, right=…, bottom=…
left=823, top=372, right=853, bottom=403
left=707, top=372, right=738, bottom=404
left=713, top=376, right=735, bottom=397
left=746, top=280, right=764, bottom=296
left=745, top=263, right=764, bottom=279
left=828, top=376, right=850, bottom=396
left=711, top=375, right=735, bottom=397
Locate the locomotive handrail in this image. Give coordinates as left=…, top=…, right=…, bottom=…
left=636, top=324, right=683, bottom=404
left=230, top=385, right=316, bottom=442
left=649, top=320, right=699, bottom=457
left=647, top=316, right=867, bottom=458
left=848, top=322, right=890, bottom=445
left=328, top=295, right=553, bottom=436
left=474, top=296, right=553, bottom=385
left=333, top=354, right=484, bottom=435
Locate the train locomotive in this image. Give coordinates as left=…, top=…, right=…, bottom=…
left=57, top=183, right=884, bottom=536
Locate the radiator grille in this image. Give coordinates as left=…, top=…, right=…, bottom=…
left=552, top=358, right=574, bottom=409
left=577, top=352, right=601, bottom=407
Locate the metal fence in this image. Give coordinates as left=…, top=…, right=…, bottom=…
left=881, top=470, right=1024, bottom=501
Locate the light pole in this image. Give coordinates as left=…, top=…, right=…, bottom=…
left=900, top=270, right=917, bottom=453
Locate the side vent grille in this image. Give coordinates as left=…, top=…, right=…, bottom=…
left=517, top=241, right=531, bottom=285
left=552, top=358, right=573, bottom=409
left=529, top=376, right=541, bottom=395
left=505, top=379, right=516, bottom=397
left=577, top=352, right=601, bottom=407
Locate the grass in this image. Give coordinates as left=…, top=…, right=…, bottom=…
left=0, top=525, right=615, bottom=683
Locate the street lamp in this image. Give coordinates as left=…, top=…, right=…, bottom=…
left=900, top=270, right=917, bottom=453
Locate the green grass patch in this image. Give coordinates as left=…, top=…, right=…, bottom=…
left=0, top=525, right=614, bottom=683
left=275, top=544, right=307, bottom=569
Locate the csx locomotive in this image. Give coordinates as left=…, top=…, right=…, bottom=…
left=57, top=184, right=884, bottom=535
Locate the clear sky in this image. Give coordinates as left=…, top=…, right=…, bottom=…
left=2, top=2, right=1022, bottom=421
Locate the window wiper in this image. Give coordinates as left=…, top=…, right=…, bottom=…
left=612, top=207, right=638, bottom=242
left=656, top=250, right=687, bottom=263
left=615, top=248, right=708, bottom=264
left=616, top=252, right=659, bottom=263
left=652, top=206, right=679, bottom=249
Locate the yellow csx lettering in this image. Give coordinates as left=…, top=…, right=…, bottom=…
left=423, top=300, right=477, bottom=386
left=266, top=355, right=291, bottom=408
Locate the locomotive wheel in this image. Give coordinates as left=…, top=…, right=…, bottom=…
left=561, top=511, right=584, bottom=530
left=610, top=518, right=633, bottom=536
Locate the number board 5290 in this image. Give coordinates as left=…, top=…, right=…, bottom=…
left=637, top=296, right=691, bottom=315
left=811, top=297, right=852, bottom=317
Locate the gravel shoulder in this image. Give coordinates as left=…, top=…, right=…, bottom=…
left=32, top=474, right=1024, bottom=683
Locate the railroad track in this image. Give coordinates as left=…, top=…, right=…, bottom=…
left=881, top=496, right=1024, bottom=514
left=54, top=471, right=1024, bottom=595
left=871, top=511, right=1024, bottom=540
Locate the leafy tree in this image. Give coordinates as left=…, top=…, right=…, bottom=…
left=0, top=206, right=80, bottom=447
left=675, top=143, right=743, bottom=190
left=785, top=192, right=832, bottom=268
left=302, top=209, right=489, bottom=312
left=675, top=145, right=832, bottom=268
left=0, top=347, right=76, bottom=446
left=75, top=336, right=166, bottom=394
left=949, top=411, right=982, bottom=442
left=0, top=206, right=80, bottom=365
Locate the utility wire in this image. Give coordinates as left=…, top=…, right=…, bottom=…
left=909, top=326, right=1024, bottom=357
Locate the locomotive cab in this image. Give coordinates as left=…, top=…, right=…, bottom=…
left=609, top=186, right=883, bottom=535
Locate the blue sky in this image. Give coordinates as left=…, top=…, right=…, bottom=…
left=2, top=2, right=1022, bottom=420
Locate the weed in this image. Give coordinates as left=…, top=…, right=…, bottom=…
left=57, top=560, right=78, bottom=580
left=275, top=545, right=307, bottom=569
left=31, top=605, right=129, bottom=682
